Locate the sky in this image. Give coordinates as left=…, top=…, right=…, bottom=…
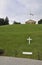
left=0, top=0, right=42, bottom=24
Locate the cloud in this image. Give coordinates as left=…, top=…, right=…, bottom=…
left=0, top=0, right=9, bottom=18
left=0, top=0, right=42, bottom=24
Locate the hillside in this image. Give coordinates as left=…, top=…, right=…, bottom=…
left=0, top=24, right=42, bottom=60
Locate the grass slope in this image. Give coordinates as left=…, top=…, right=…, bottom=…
left=0, top=24, right=42, bottom=60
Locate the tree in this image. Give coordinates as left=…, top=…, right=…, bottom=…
left=38, top=19, right=42, bottom=24
left=4, top=16, right=9, bottom=25
left=0, top=18, right=4, bottom=25
left=13, top=21, right=21, bottom=24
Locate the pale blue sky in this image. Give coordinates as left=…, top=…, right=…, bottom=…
left=0, top=0, right=42, bottom=24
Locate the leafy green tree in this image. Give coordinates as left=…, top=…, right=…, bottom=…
left=0, top=18, right=4, bottom=25
left=38, top=19, right=42, bottom=24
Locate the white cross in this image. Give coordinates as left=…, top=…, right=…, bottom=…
left=27, top=37, right=32, bottom=45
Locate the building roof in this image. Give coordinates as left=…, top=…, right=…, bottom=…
left=25, top=19, right=36, bottom=24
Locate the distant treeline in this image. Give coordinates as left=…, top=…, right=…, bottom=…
left=13, top=21, right=21, bottom=24
left=0, top=16, right=42, bottom=25
left=0, top=17, right=21, bottom=26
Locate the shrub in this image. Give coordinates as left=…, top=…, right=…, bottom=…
left=0, top=49, right=5, bottom=55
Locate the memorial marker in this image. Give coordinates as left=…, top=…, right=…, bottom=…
left=22, top=52, right=32, bottom=55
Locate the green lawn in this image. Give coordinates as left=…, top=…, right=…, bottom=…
left=0, top=24, right=42, bottom=60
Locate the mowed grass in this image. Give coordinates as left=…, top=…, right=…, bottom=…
left=0, top=24, right=42, bottom=60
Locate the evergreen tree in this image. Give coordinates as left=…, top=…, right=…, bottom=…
left=4, top=16, right=9, bottom=25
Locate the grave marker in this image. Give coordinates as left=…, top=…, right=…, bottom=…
left=27, top=37, right=32, bottom=45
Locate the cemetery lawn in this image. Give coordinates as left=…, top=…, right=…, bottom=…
left=0, top=24, right=42, bottom=60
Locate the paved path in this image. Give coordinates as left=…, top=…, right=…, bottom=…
left=0, top=56, right=42, bottom=65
